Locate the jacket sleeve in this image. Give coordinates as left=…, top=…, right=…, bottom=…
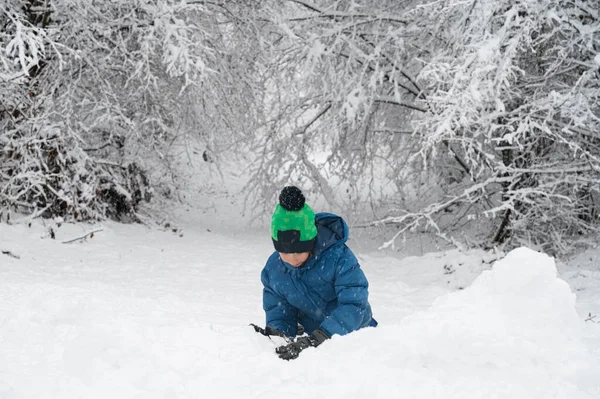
left=261, top=267, right=298, bottom=337
left=319, top=248, right=370, bottom=337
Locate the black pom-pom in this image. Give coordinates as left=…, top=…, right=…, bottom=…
left=279, top=186, right=305, bottom=211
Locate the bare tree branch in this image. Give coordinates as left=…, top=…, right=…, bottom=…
left=62, top=228, right=104, bottom=244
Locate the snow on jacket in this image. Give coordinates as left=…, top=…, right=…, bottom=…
left=261, top=212, right=374, bottom=337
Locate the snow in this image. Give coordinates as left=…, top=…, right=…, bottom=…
left=1, top=221, right=599, bottom=398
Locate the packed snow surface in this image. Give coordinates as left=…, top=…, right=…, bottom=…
left=0, top=221, right=599, bottom=398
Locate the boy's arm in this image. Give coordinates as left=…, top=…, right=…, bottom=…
left=319, top=248, right=370, bottom=336
left=261, top=268, right=298, bottom=337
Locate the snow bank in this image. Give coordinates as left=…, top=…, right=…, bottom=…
left=184, top=248, right=597, bottom=399
left=233, top=247, right=598, bottom=399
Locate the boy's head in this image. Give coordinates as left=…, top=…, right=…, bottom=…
left=271, top=186, right=317, bottom=254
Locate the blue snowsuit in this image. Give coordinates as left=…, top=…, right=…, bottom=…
left=261, top=212, right=375, bottom=337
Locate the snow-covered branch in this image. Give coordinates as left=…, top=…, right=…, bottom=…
left=1, top=0, right=268, bottom=223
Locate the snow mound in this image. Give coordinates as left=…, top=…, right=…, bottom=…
left=253, top=247, right=598, bottom=399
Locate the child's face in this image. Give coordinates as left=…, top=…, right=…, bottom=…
left=279, top=252, right=310, bottom=267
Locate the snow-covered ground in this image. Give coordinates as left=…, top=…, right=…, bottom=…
left=1, top=219, right=599, bottom=398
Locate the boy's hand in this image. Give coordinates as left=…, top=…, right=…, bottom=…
left=275, top=329, right=329, bottom=360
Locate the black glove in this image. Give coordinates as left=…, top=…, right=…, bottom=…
left=250, top=323, right=285, bottom=337
left=275, top=329, right=329, bottom=360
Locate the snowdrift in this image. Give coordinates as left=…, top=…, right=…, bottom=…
left=0, top=222, right=598, bottom=399
left=212, top=248, right=599, bottom=399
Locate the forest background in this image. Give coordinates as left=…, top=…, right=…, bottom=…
left=1, top=0, right=599, bottom=257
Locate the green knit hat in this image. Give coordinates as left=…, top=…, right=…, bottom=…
left=271, top=186, right=317, bottom=253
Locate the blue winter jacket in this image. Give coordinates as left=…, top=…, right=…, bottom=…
left=261, top=212, right=374, bottom=337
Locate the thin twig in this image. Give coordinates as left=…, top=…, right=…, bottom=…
left=374, top=97, right=428, bottom=112
left=62, top=228, right=104, bottom=244
left=293, top=103, right=332, bottom=136
left=1, top=250, right=20, bottom=259
left=585, top=314, right=599, bottom=323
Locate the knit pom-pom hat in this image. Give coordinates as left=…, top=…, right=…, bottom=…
left=271, top=186, right=317, bottom=253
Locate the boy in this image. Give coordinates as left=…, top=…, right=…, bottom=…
left=253, top=186, right=376, bottom=360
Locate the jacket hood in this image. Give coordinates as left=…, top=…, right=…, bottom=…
left=312, top=212, right=349, bottom=256
left=274, top=212, right=349, bottom=271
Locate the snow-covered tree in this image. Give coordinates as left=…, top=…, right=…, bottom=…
left=1, top=0, right=266, bottom=222
left=405, top=0, right=600, bottom=254
left=250, top=0, right=599, bottom=255
left=3, top=0, right=598, bottom=254
left=246, top=0, right=428, bottom=216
